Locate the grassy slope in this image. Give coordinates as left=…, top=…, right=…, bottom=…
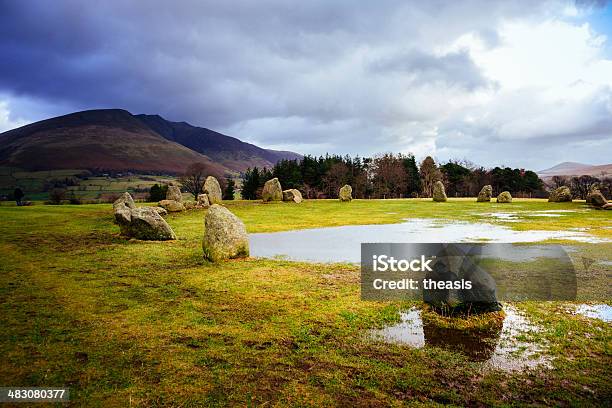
left=0, top=199, right=610, bottom=406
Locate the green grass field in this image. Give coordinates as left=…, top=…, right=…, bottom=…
left=0, top=167, right=176, bottom=200
left=0, top=199, right=610, bottom=406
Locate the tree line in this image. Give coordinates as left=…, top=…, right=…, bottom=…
left=241, top=154, right=547, bottom=199
left=549, top=174, right=611, bottom=199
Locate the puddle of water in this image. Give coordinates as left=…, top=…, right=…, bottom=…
left=574, top=304, right=612, bottom=322
left=370, top=306, right=549, bottom=372
left=249, top=219, right=607, bottom=263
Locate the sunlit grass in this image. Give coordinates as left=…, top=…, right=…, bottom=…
left=0, top=199, right=610, bottom=406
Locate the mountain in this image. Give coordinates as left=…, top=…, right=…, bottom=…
left=135, top=114, right=301, bottom=172
left=0, top=109, right=300, bottom=174
left=538, top=162, right=612, bottom=179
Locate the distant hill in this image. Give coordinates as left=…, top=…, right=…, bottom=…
left=538, top=162, right=612, bottom=179
left=135, top=114, right=301, bottom=172
left=0, top=109, right=301, bottom=175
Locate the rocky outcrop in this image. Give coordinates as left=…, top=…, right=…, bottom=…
left=197, top=193, right=210, bottom=208
left=548, top=186, right=572, bottom=202
left=113, top=192, right=176, bottom=240
left=158, top=199, right=186, bottom=212
left=432, top=181, right=447, bottom=202
left=282, top=189, right=303, bottom=203
left=262, top=178, right=283, bottom=202
left=339, top=185, right=352, bottom=202
left=476, top=185, right=492, bottom=202
left=496, top=191, right=512, bottom=203
left=202, top=204, right=249, bottom=262
left=203, top=176, right=223, bottom=205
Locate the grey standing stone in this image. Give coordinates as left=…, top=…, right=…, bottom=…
left=496, top=191, right=512, bottom=203
left=113, top=192, right=176, bottom=240
left=339, top=185, right=352, bottom=202
left=203, top=176, right=223, bottom=205
left=548, top=186, right=572, bottom=202
left=476, top=185, right=492, bottom=202
left=166, top=184, right=183, bottom=202
left=432, top=181, right=447, bottom=202
left=202, top=204, right=249, bottom=262
left=282, top=189, right=303, bottom=203
left=262, top=178, right=283, bottom=202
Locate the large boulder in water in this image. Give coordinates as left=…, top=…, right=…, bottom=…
left=548, top=186, right=572, bottom=202
left=339, top=185, right=352, bottom=202
left=476, top=185, right=492, bottom=202
left=587, top=189, right=607, bottom=207
left=262, top=178, right=283, bottom=202
left=282, top=189, right=303, bottom=203
left=158, top=199, right=185, bottom=212
left=113, top=192, right=176, bottom=240
left=432, top=181, right=447, bottom=202
left=203, top=176, right=223, bottom=205
left=496, top=191, right=512, bottom=203
left=166, top=185, right=183, bottom=202
left=202, top=204, right=249, bottom=262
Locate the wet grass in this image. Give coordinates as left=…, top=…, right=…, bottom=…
left=0, top=199, right=610, bottom=406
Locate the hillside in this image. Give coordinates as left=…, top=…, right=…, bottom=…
left=538, top=162, right=612, bottom=179
left=0, top=109, right=300, bottom=175
left=135, top=114, right=301, bottom=172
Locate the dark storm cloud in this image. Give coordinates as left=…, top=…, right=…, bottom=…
left=369, top=49, right=493, bottom=91
left=0, top=0, right=610, bottom=168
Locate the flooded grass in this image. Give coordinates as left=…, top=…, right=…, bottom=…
left=574, top=304, right=612, bottom=322
left=250, top=218, right=608, bottom=263
left=370, top=305, right=550, bottom=372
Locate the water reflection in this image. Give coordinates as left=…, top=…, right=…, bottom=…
left=370, top=306, right=549, bottom=371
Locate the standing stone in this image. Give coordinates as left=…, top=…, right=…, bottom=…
left=197, top=193, right=210, bottom=208
left=587, top=189, right=607, bottom=207
left=158, top=199, right=186, bottom=212
left=203, top=176, right=223, bottom=204
left=548, top=186, right=572, bottom=202
left=113, top=192, right=176, bottom=240
left=202, top=204, right=249, bottom=262
left=282, top=189, right=303, bottom=203
left=432, top=181, right=447, bottom=202
left=476, top=185, right=492, bottom=202
left=339, top=185, right=352, bottom=202
left=496, top=191, right=512, bottom=203
left=166, top=184, right=183, bottom=202
left=262, top=178, right=283, bottom=202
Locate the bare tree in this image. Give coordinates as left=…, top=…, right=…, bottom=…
left=179, top=162, right=222, bottom=199
left=322, top=162, right=350, bottom=198
left=371, top=153, right=407, bottom=198
left=570, top=175, right=599, bottom=199
left=419, top=156, right=442, bottom=197
left=550, top=175, right=568, bottom=189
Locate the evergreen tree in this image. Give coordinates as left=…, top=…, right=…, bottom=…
left=223, top=178, right=236, bottom=200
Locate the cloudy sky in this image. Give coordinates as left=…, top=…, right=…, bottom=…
left=1, top=0, right=611, bottom=170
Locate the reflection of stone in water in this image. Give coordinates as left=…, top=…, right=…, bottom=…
left=422, top=320, right=502, bottom=362
left=370, top=306, right=549, bottom=372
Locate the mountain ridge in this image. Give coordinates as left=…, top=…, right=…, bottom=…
left=538, top=161, right=612, bottom=179
left=0, top=109, right=301, bottom=174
